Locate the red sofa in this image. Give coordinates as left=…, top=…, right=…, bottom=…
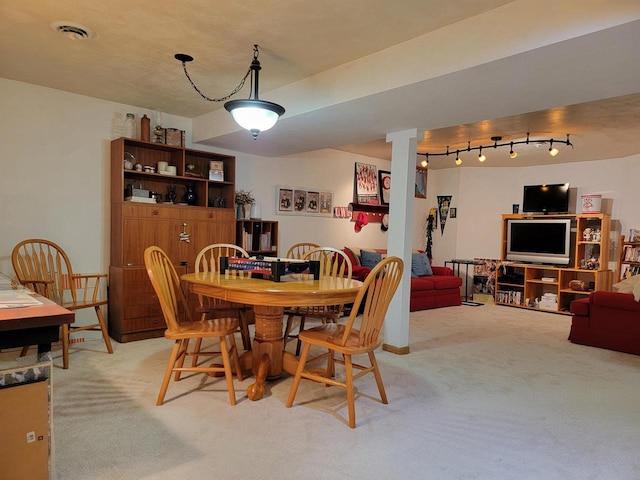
left=343, top=248, right=462, bottom=312
left=569, top=290, right=640, bottom=355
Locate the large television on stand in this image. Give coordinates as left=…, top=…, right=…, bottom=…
left=506, top=218, right=572, bottom=266
left=522, top=183, right=570, bottom=214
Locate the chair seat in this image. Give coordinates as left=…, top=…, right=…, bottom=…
left=62, top=298, right=108, bottom=311
left=299, top=324, right=379, bottom=355
left=165, top=318, right=239, bottom=340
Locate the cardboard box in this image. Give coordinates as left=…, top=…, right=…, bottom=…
left=0, top=380, right=50, bottom=479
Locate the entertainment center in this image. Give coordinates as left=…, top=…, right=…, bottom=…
left=496, top=213, right=612, bottom=314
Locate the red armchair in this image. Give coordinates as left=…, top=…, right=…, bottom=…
left=569, top=290, right=640, bottom=355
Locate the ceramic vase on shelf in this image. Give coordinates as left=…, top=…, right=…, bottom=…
left=236, top=204, right=243, bottom=219
left=250, top=203, right=262, bottom=219
left=244, top=205, right=252, bottom=220
left=184, top=185, right=197, bottom=205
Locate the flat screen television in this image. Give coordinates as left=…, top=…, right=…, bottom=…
left=522, top=183, right=570, bottom=214
left=506, top=218, right=572, bottom=265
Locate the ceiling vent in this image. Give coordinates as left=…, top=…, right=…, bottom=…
left=50, top=21, right=96, bottom=40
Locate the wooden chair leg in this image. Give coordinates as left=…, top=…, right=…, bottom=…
left=283, top=312, right=296, bottom=351
left=158, top=341, right=181, bottom=406
left=95, top=306, right=114, bottom=354
left=191, top=338, right=203, bottom=367
left=174, top=339, right=189, bottom=381
left=344, top=354, right=356, bottom=429
left=218, top=336, right=237, bottom=406
left=286, top=342, right=311, bottom=408
left=368, top=351, right=388, bottom=404
left=239, top=310, right=252, bottom=351
left=228, top=334, right=243, bottom=382
left=295, top=315, right=306, bottom=356
left=62, top=323, right=70, bottom=369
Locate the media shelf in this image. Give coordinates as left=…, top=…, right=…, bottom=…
left=496, top=213, right=612, bottom=315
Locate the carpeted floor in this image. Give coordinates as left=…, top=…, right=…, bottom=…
left=2, top=303, right=640, bottom=479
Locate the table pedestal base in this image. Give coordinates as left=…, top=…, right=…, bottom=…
left=245, top=305, right=301, bottom=401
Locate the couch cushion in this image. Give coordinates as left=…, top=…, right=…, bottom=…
left=411, top=253, right=433, bottom=278
left=360, top=249, right=382, bottom=269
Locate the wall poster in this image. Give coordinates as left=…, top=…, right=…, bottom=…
left=354, top=162, right=379, bottom=204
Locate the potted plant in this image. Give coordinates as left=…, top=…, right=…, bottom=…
left=235, top=190, right=255, bottom=219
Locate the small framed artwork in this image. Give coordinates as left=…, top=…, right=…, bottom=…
left=293, top=189, right=307, bottom=212
left=306, top=191, right=319, bottom=213
left=415, top=167, right=427, bottom=198
left=378, top=170, right=391, bottom=205
left=278, top=188, right=293, bottom=212
left=319, top=192, right=332, bottom=214
left=450, top=207, right=457, bottom=218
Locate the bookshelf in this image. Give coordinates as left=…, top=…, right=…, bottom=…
left=618, top=234, right=640, bottom=281
left=236, top=220, right=278, bottom=256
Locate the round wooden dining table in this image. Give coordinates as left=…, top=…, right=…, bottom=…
left=181, top=271, right=363, bottom=400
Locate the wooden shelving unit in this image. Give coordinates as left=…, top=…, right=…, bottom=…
left=236, top=220, right=278, bottom=256
left=109, top=138, right=236, bottom=342
left=495, top=213, right=612, bottom=315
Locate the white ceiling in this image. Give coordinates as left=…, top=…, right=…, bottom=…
left=2, top=0, right=640, bottom=169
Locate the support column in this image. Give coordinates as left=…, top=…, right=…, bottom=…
left=383, top=128, right=422, bottom=354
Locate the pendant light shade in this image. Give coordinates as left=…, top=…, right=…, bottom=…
left=225, top=99, right=285, bottom=138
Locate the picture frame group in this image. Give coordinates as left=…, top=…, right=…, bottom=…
left=276, top=186, right=333, bottom=217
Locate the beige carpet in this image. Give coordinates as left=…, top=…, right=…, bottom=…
left=2, top=303, right=639, bottom=479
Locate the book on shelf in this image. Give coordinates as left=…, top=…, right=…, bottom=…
left=623, top=245, right=639, bottom=262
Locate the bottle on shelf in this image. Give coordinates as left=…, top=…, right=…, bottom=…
left=124, top=113, right=137, bottom=139
left=140, top=114, right=150, bottom=141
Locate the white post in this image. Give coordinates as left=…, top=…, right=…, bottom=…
left=383, top=128, right=421, bottom=354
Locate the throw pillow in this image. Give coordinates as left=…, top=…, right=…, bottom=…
left=360, top=250, right=382, bottom=269
left=411, top=253, right=433, bottom=278
left=343, top=247, right=359, bottom=267
left=612, top=275, right=640, bottom=302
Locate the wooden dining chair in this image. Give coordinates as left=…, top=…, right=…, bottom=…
left=283, top=246, right=352, bottom=355
left=144, top=246, right=243, bottom=406
left=11, top=239, right=113, bottom=369
left=194, top=243, right=253, bottom=351
left=285, top=242, right=320, bottom=260
left=286, top=256, right=404, bottom=428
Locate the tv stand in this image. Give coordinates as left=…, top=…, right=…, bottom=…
left=496, top=213, right=612, bottom=315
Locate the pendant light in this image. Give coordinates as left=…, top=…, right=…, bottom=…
left=175, top=45, right=285, bottom=139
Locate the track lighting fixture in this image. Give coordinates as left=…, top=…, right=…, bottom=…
left=509, top=142, right=518, bottom=158
left=478, top=146, right=486, bottom=162
left=417, top=133, right=573, bottom=166
left=175, top=45, right=285, bottom=139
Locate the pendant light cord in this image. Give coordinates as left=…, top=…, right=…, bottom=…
left=177, top=45, right=260, bottom=102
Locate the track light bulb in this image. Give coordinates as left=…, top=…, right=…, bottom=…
left=420, top=159, right=428, bottom=168
left=455, top=156, right=462, bottom=166
left=549, top=147, right=559, bottom=157
left=509, top=142, right=517, bottom=158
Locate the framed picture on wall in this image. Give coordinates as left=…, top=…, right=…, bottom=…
left=354, top=162, right=379, bottom=204
left=378, top=170, right=391, bottom=205
left=415, top=167, right=427, bottom=198
left=306, top=191, right=319, bottom=213
left=278, top=188, right=293, bottom=211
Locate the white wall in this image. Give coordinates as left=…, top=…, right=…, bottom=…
left=426, top=157, right=640, bottom=272
left=2, top=78, right=638, bottom=291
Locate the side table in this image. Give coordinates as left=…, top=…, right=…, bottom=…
left=445, top=259, right=485, bottom=306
